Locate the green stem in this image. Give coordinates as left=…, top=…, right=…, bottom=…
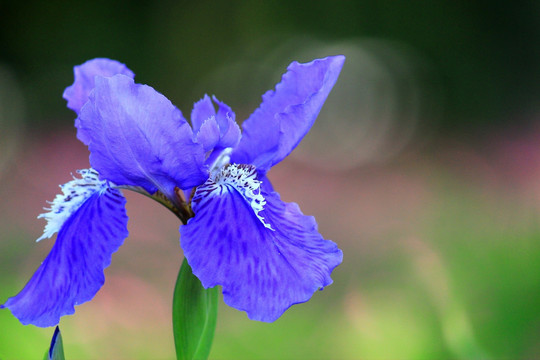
left=172, top=258, right=219, bottom=360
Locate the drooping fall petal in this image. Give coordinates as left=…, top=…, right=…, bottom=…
left=2, top=187, right=128, bottom=327
left=180, top=165, right=342, bottom=322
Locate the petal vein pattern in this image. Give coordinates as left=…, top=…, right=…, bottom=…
left=181, top=187, right=342, bottom=322
left=195, top=164, right=272, bottom=230
left=2, top=186, right=129, bottom=327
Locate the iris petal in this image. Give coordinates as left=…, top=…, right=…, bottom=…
left=78, top=75, right=207, bottom=197
left=231, top=55, right=345, bottom=172
left=191, top=95, right=240, bottom=151
left=212, top=96, right=241, bottom=149
left=2, top=187, right=128, bottom=327
left=180, top=170, right=342, bottom=322
left=191, top=95, right=215, bottom=134
left=62, top=58, right=135, bottom=145
left=196, top=117, right=221, bottom=153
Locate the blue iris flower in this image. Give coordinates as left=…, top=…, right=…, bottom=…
left=2, top=56, right=345, bottom=327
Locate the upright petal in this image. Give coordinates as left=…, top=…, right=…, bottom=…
left=231, top=55, right=345, bottom=172
left=180, top=166, right=342, bottom=322
left=213, top=96, right=241, bottom=149
left=78, top=75, right=207, bottom=197
left=63, top=58, right=135, bottom=144
left=191, top=95, right=215, bottom=134
left=2, top=187, right=129, bottom=327
left=191, top=95, right=240, bottom=151
left=195, top=117, right=221, bottom=153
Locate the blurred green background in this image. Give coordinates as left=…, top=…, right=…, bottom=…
left=1, top=1, right=540, bottom=359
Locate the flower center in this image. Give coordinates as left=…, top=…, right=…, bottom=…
left=197, top=162, right=273, bottom=230
left=209, top=147, right=233, bottom=177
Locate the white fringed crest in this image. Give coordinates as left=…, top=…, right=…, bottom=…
left=197, top=163, right=274, bottom=230
left=36, top=169, right=108, bottom=241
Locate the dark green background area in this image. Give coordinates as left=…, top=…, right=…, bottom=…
left=1, top=0, right=539, bottom=132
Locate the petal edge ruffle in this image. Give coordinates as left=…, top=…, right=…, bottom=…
left=180, top=177, right=342, bottom=322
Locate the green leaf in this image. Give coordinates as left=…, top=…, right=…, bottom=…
left=44, top=326, right=65, bottom=360
left=173, top=258, right=218, bottom=360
